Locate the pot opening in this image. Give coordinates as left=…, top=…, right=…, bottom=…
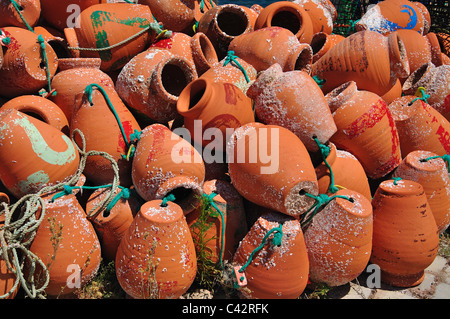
left=217, top=8, right=248, bottom=36
left=294, top=46, right=312, bottom=72
left=198, top=35, right=217, bottom=65
left=21, top=110, right=46, bottom=123
left=310, top=33, right=327, bottom=54
left=161, top=63, right=190, bottom=97
left=271, top=10, right=301, bottom=35
left=48, top=41, right=71, bottom=59
left=188, top=80, right=207, bottom=110
left=405, top=63, right=429, bottom=89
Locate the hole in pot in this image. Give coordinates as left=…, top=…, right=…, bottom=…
left=167, top=187, right=193, bottom=205
left=48, top=41, right=71, bottom=59
left=161, top=63, right=189, bottom=97
left=294, top=47, right=312, bottom=71
left=217, top=9, right=248, bottom=36
left=188, top=80, right=207, bottom=110
left=198, top=35, right=216, bottom=64
left=39, top=60, right=46, bottom=69
left=271, top=10, right=301, bottom=35
left=310, top=33, right=327, bottom=54
left=298, top=189, right=306, bottom=195
left=348, top=197, right=355, bottom=203
left=21, top=110, right=46, bottom=123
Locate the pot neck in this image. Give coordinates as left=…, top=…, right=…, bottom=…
left=58, top=58, right=102, bottom=71
left=177, top=78, right=214, bottom=118
left=326, top=81, right=358, bottom=113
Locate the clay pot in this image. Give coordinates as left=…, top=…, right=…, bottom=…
left=199, top=54, right=257, bottom=93
left=381, top=78, right=403, bottom=104
left=293, top=0, right=336, bottom=35
left=247, top=63, right=336, bottom=152
left=0, top=109, right=80, bottom=198
left=310, top=32, right=344, bottom=63
left=115, top=199, right=197, bottom=299
left=232, top=211, right=309, bottom=299
left=116, top=48, right=197, bottom=124
left=0, top=0, right=40, bottom=28
left=315, top=142, right=372, bottom=200
left=186, top=179, right=247, bottom=264
left=70, top=84, right=141, bottom=187
left=29, top=190, right=102, bottom=297
left=0, top=27, right=58, bottom=98
left=197, top=4, right=255, bottom=60
left=393, top=150, right=450, bottom=233
left=227, top=123, right=319, bottom=218
left=304, top=189, right=373, bottom=287
left=33, top=26, right=71, bottom=59
left=254, top=1, right=314, bottom=44
left=327, top=81, right=401, bottom=180
left=312, top=30, right=410, bottom=98
left=177, top=77, right=255, bottom=152
left=355, top=0, right=426, bottom=35
left=0, top=95, right=69, bottom=135
left=412, top=1, right=431, bottom=34
left=49, top=58, right=114, bottom=124
left=424, top=32, right=444, bottom=67
left=229, top=26, right=313, bottom=73
left=64, top=3, right=157, bottom=72
left=87, top=186, right=142, bottom=261
left=388, top=95, right=450, bottom=157
left=402, top=62, right=450, bottom=121
left=131, top=124, right=205, bottom=215
left=370, top=179, right=439, bottom=287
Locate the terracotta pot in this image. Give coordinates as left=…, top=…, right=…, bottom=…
left=70, top=84, right=140, bottom=187
left=0, top=109, right=80, bottom=198
left=116, top=47, right=197, bottom=124
left=199, top=53, right=257, bottom=93
left=370, top=179, right=439, bottom=287
left=115, top=199, right=197, bottom=299
left=0, top=95, right=69, bottom=135
left=355, top=0, right=425, bottom=35
left=190, top=31, right=219, bottom=76
left=312, top=30, right=410, bottom=98
left=64, top=3, right=157, bottom=72
left=393, top=150, right=450, bottom=233
left=0, top=0, right=40, bottom=28
left=388, top=95, right=450, bottom=157
left=197, top=4, right=254, bottom=60
left=315, top=142, right=372, bottom=200
left=177, top=77, right=255, bottom=152
left=29, top=190, right=102, bottom=297
left=131, top=124, right=205, bottom=215
left=87, top=186, right=142, bottom=261
left=412, top=1, right=430, bottom=34
left=381, top=78, right=403, bottom=104
left=227, top=123, right=319, bottom=218
left=402, top=62, right=450, bottom=121
left=425, top=32, right=443, bottom=67
left=228, top=26, right=313, bottom=73
left=186, top=179, right=247, bottom=264
left=232, top=211, right=309, bottom=299
left=327, top=81, right=401, bottom=180
left=304, top=189, right=373, bottom=286
left=49, top=58, right=114, bottom=124
left=0, top=27, right=58, bottom=98
left=40, top=0, right=104, bottom=31
left=247, top=63, right=336, bottom=152
left=293, top=0, right=336, bottom=35
left=33, top=26, right=71, bottom=59
left=310, top=32, right=344, bottom=63
left=254, top=1, right=314, bottom=44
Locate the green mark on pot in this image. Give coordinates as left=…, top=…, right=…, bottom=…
left=95, top=30, right=113, bottom=62
left=14, top=170, right=50, bottom=195
left=12, top=114, right=77, bottom=166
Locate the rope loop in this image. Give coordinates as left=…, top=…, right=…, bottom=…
left=409, top=86, right=430, bottom=105
left=421, top=154, right=450, bottom=173
left=160, top=194, right=176, bottom=207
left=314, top=137, right=339, bottom=194
left=223, top=50, right=250, bottom=83
left=392, top=177, right=402, bottom=185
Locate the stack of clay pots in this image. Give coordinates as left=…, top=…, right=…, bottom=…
left=0, top=0, right=448, bottom=299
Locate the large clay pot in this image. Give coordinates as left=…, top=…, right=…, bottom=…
left=247, top=63, right=337, bottom=152
left=232, top=211, right=309, bottom=299
left=311, top=30, right=410, bottom=99
left=131, top=124, right=205, bottom=215
left=310, top=32, right=344, bottom=63
left=115, top=199, right=197, bottom=299
left=393, top=150, right=450, bottom=233
left=177, top=77, right=255, bottom=153
left=50, top=58, right=115, bottom=124
left=197, top=4, right=255, bottom=60
left=402, top=62, right=450, bottom=121
left=370, top=179, right=439, bottom=287
left=0, top=27, right=58, bottom=98
left=186, top=179, right=247, bottom=265
left=227, top=123, right=319, bottom=218
left=0, top=0, right=40, bottom=28
left=64, top=3, right=158, bottom=72
left=0, top=95, right=69, bottom=135
left=304, top=189, right=373, bottom=287
left=29, top=190, right=102, bottom=297
left=355, top=0, right=426, bottom=35
left=116, top=48, right=197, bottom=124
left=0, top=109, right=80, bottom=199
left=254, top=1, right=314, bottom=44
left=388, top=95, right=450, bottom=157
left=326, top=81, right=401, bottom=180
left=228, top=26, right=313, bottom=73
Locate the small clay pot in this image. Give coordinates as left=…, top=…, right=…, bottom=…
left=310, top=32, right=344, bottom=63
left=0, top=0, right=40, bottom=29
left=190, top=32, right=219, bottom=76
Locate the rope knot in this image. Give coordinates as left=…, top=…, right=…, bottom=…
left=160, top=193, right=176, bottom=207
left=392, top=177, right=402, bottom=185
left=223, top=50, right=250, bottom=83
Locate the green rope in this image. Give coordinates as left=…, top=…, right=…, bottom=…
left=0, top=28, right=11, bottom=45
left=223, top=51, right=250, bottom=83
left=314, top=137, right=339, bottom=194
left=408, top=87, right=430, bottom=106
left=392, top=177, right=402, bottom=185
left=200, top=0, right=215, bottom=13
left=202, top=192, right=226, bottom=269
left=9, top=0, right=34, bottom=32
left=160, top=194, right=176, bottom=207
left=421, top=154, right=450, bottom=173
left=37, top=35, right=56, bottom=97
left=313, top=75, right=326, bottom=88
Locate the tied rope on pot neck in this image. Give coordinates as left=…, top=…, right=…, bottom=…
left=420, top=154, right=450, bottom=173
left=223, top=51, right=250, bottom=83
